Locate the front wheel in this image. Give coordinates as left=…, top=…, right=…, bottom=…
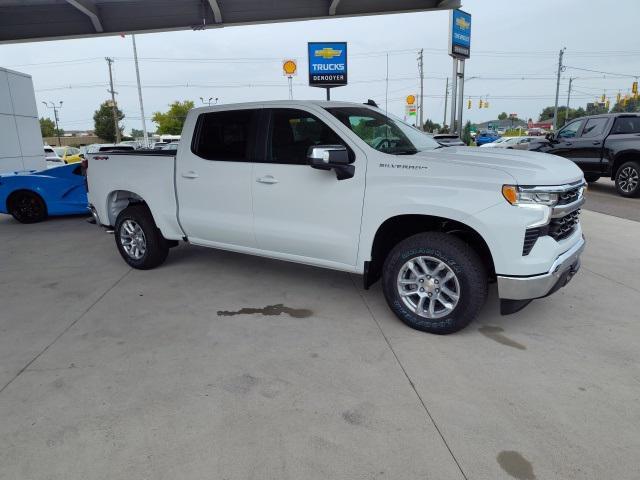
left=114, top=204, right=169, bottom=269
left=615, top=161, right=640, bottom=197
left=382, top=232, right=487, bottom=334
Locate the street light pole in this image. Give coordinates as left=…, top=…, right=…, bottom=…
left=131, top=34, right=149, bottom=148
left=42, top=101, right=63, bottom=146
left=553, top=47, right=566, bottom=132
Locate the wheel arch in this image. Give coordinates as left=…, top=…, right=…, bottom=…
left=364, top=214, right=495, bottom=289
left=105, top=189, right=147, bottom=226
left=610, top=150, right=640, bottom=180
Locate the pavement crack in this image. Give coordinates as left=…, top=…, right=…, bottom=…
left=349, top=275, right=469, bottom=480
left=583, top=266, right=640, bottom=294
left=0, top=269, right=132, bottom=396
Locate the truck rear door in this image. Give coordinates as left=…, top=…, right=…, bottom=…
left=176, top=107, right=259, bottom=248
left=567, top=116, right=611, bottom=174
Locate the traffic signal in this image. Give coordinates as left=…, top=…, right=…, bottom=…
left=632, top=81, right=638, bottom=95
left=601, top=93, right=606, bottom=103
left=606, top=99, right=610, bottom=110
left=478, top=99, right=483, bottom=108
left=617, top=92, right=622, bottom=103
left=467, top=99, right=472, bottom=109
left=485, top=101, right=490, bottom=108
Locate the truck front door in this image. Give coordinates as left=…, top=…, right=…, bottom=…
left=564, top=116, right=610, bottom=174
left=176, top=107, right=259, bottom=248
left=251, top=107, right=366, bottom=267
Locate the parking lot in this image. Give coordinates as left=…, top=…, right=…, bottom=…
left=1, top=201, right=639, bottom=480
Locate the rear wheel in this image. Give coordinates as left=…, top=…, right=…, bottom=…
left=615, top=161, right=640, bottom=197
left=114, top=204, right=169, bottom=269
left=8, top=191, right=47, bottom=223
left=382, top=232, right=487, bottom=334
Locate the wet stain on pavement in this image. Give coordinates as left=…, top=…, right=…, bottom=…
left=497, top=451, right=536, bottom=479
left=479, top=325, right=526, bottom=350
left=222, top=374, right=258, bottom=395
left=217, top=304, right=312, bottom=318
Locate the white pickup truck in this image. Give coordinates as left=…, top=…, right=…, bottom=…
left=87, top=100, right=586, bottom=334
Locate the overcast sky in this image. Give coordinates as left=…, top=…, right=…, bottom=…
left=2, top=0, right=639, bottom=133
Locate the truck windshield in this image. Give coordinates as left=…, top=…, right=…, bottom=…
left=325, top=106, right=441, bottom=155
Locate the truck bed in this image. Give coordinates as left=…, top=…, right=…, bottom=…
left=87, top=151, right=184, bottom=240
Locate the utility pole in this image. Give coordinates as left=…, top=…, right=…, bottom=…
left=105, top=57, right=121, bottom=144
left=553, top=47, right=566, bottom=132
left=42, top=101, right=63, bottom=146
left=443, top=77, right=449, bottom=131
left=450, top=59, right=458, bottom=134
left=564, top=77, right=573, bottom=127
left=131, top=35, right=148, bottom=148
left=418, top=48, right=424, bottom=130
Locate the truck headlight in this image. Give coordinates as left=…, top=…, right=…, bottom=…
left=502, top=185, right=559, bottom=206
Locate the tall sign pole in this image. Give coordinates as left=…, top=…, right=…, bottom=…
left=105, top=57, right=121, bottom=144
left=308, top=42, right=348, bottom=101
left=553, top=47, right=566, bottom=132
left=418, top=48, right=424, bottom=130
left=448, top=9, right=471, bottom=136
left=443, top=77, right=449, bottom=130
left=131, top=35, right=149, bottom=148
left=282, top=59, right=298, bottom=100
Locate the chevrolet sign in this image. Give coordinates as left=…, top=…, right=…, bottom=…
left=308, top=42, right=348, bottom=88
left=449, top=9, right=471, bottom=59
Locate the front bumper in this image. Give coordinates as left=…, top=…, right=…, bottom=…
left=497, top=235, right=585, bottom=301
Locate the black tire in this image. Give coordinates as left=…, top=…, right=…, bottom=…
left=114, top=204, right=169, bottom=269
left=615, top=161, right=640, bottom=197
left=584, top=173, right=600, bottom=183
left=8, top=190, right=48, bottom=223
left=382, top=232, right=487, bottom=335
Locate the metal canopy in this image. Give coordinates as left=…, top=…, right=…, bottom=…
left=0, top=0, right=460, bottom=44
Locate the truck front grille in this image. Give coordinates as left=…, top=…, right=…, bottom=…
left=549, top=210, right=581, bottom=241
left=557, top=186, right=583, bottom=205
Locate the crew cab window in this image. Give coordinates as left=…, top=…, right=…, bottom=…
left=193, top=109, right=257, bottom=161
left=557, top=120, right=582, bottom=139
left=611, top=116, right=640, bottom=134
left=268, top=109, right=348, bottom=165
left=581, top=118, right=608, bottom=138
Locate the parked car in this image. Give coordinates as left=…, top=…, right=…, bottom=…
left=531, top=113, right=640, bottom=197
left=0, top=163, right=88, bottom=223
left=479, top=137, right=508, bottom=148
left=475, top=130, right=501, bottom=146
left=53, top=146, right=83, bottom=164
left=86, top=100, right=585, bottom=335
left=432, top=134, right=465, bottom=147
left=486, top=136, right=540, bottom=149
left=160, top=142, right=180, bottom=152
left=44, top=146, right=64, bottom=169
left=85, top=143, right=136, bottom=154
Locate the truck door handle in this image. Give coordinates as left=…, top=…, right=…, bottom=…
left=257, top=175, right=278, bottom=184
left=182, top=171, right=199, bottom=179
left=592, top=141, right=601, bottom=145
left=565, top=142, right=572, bottom=146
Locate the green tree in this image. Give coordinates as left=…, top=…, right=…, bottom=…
left=462, top=121, right=473, bottom=145
left=538, top=105, right=588, bottom=129
left=610, top=96, right=640, bottom=113
left=152, top=100, right=195, bottom=135
left=130, top=128, right=144, bottom=138
left=585, top=102, right=609, bottom=116
left=93, top=101, right=124, bottom=142
left=422, top=119, right=442, bottom=133
left=39, top=117, right=57, bottom=137
left=497, top=112, right=508, bottom=121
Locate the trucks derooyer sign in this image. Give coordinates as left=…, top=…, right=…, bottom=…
left=308, top=42, right=348, bottom=87
left=449, top=9, right=471, bottom=59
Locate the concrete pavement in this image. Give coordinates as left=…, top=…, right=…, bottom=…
left=1, top=209, right=639, bottom=479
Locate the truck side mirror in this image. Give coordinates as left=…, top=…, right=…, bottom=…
left=545, top=132, right=554, bottom=141
left=307, top=145, right=354, bottom=180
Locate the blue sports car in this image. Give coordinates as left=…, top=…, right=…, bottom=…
left=0, top=164, right=88, bottom=223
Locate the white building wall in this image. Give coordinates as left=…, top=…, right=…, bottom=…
left=0, top=67, right=45, bottom=172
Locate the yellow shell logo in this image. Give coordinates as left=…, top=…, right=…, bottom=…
left=406, top=95, right=416, bottom=105
left=283, top=60, right=297, bottom=75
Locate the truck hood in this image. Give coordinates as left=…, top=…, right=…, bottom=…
left=422, top=146, right=584, bottom=186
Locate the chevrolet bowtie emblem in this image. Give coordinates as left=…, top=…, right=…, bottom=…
left=315, top=47, right=342, bottom=59
left=456, top=17, right=470, bottom=30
